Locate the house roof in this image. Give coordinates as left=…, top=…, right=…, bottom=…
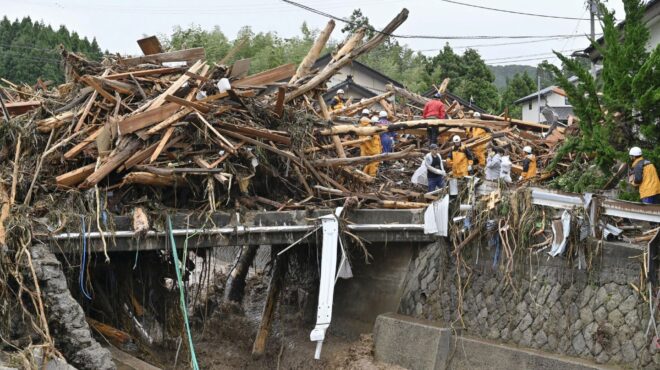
left=314, top=53, right=404, bottom=88
left=513, top=76, right=577, bottom=104
left=583, top=0, right=660, bottom=59
left=322, top=77, right=378, bottom=102
left=420, top=88, right=487, bottom=114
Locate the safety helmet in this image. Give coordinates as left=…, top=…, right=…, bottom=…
left=361, top=109, right=370, bottom=115
left=523, top=146, right=532, bottom=154
left=379, top=111, right=388, bottom=118
left=337, top=89, right=345, bottom=94
left=370, top=116, right=379, bottom=123
left=452, top=135, right=461, bottom=143
left=434, top=92, right=443, bottom=98
left=629, top=147, right=642, bottom=156
left=473, top=112, right=481, bottom=119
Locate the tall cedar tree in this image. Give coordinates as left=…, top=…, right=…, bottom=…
left=0, top=16, right=101, bottom=84
left=548, top=0, right=659, bottom=177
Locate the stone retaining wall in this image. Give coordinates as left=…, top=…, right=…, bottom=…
left=398, top=239, right=660, bottom=369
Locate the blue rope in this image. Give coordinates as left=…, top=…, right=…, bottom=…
left=167, top=215, right=199, bottom=370
left=79, top=216, right=93, bottom=300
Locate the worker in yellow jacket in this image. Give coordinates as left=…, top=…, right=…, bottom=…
left=359, top=109, right=381, bottom=176
left=466, top=124, right=488, bottom=167
left=446, top=135, right=474, bottom=178
left=629, top=147, right=660, bottom=204
left=330, top=89, right=346, bottom=111
left=521, top=146, right=537, bottom=180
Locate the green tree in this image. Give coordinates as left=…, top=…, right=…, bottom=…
left=547, top=0, right=659, bottom=191
left=341, top=9, right=374, bottom=38
left=500, top=71, right=537, bottom=118
left=0, top=17, right=102, bottom=84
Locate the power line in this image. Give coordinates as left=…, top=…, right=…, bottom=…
left=486, top=56, right=561, bottom=64
left=440, top=0, right=590, bottom=21
left=280, top=0, right=597, bottom=40
left=485, top=49, right=581, bottom=62
left=416, top=35, right=597, bottom=52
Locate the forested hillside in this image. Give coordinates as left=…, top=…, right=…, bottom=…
left=488, top=65, right=537, bottom=90
left=0, top=16, right=102, bottom=84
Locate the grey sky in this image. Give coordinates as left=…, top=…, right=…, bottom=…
left=2, top=0, right=626, bottom=66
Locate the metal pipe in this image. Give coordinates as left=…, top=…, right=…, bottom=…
left=50, top=223, right=427, bottom=240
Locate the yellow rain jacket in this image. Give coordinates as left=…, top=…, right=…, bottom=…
left=632, top=157, right=660, bottom=199
left=466, top=127, right=488, bottom=166
left=359, top=116, right=381, bottom=176
left=330, top=95, right=345, bottom=111
left=447, top=144, right=474, bottom=178
left=521, top=154, right=537, bottom=180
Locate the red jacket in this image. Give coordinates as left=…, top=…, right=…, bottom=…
left=423, top=100, right=446, bottom=119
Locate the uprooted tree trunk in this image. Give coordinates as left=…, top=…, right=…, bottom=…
left=30, top=245, right=115, bottom=370
left=284, top=9, right=409, bottom=103
left=224, top=245, right=259, bottom=303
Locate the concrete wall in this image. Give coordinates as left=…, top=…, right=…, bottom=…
left=332, top=243, right=416, bottom=337
left=398, top=240, right=660, bottom=368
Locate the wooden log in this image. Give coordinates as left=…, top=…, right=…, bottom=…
left=233, top=63, right=296, bottom=87
left=79, top=139, right=141, bottom=189
left=252, top=250, right=288, bottom=356
left=317, top=118, right=490, bottom=136
left=149, top=126, right=174, bottom=163
left=385, top=83, right=429, bottom=106
left=316, top=94, right=346, bottom=158
left=0, top=184, right=9, bottom=247
left=331, top=28, right=365, bottom=64
left=195, top=113, right=236, bottom=152
left=120, top=135, right=183, bottom=171
left=311, top=145, right=420, bottom=167
left=379, top=200, right=429, bottom=209
left=142, top=107, right=192, bottom=137
left=164, top=94, right=211, bottom=113
left=37, top=111, right=75, bottom=133
left=330, top=91, right=394, bottom=118
left=81, top=76, right=116, bottom=103
left=105, top=67, right=184, bottom=80
left=146, top=60, right=204, bottom=111
left=216, top=128, right=300, bottom=165
left=192, top=156, right=230, bottom=185
left=56, top=163, right=96, bottom=188
left=285, top=9, right=409, bottom=103
left=303, top=137, right=369, bottom=153
left=87, top=318, right=132, bottom=346
left=121, top=172, right=184, bottom=187
left=63, top=127, right=103, bottom=160
left=119, top=47, right=205, bottom=66
left=314, top=185, right=381, bottom=201
left=3, top=100, right=41, bottom=116
left=96, top=77, right=135, bottom=95
left=479, top=113, right=549, bottom=131
left=117, top=103, right=180, bottom=134
left=274, top=86, right=286, bottom=118
left=289, top=20, right=335, bottom=83
left=136, top=35, right=164, bottom=55
left=437, top=78, right=450, bottom=94
left=225, top=246, right=260, bottom=303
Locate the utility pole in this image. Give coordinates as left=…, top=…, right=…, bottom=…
left=537, top=74, right=541, bottom=123
left=589, top=0, right=598, bottom=77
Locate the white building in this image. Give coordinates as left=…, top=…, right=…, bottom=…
left=513, top=76, right=577, bottom=123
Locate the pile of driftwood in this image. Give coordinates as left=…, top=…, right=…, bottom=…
left=0, top=8, right=571, bottom=222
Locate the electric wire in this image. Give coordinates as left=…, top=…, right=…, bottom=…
left=280, top=0, right=598, bottom=40
left=440, top=0, right=590, bottom=21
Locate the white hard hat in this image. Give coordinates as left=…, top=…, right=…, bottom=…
left=629, top=147, right=642, bottom=156
left=473, top=112, right=481, bottom=119
left=370, top=116, right=379, bottom=123
left=361, top=109, right=370, bottom=115
left=523, top=146, right=532, bottom=154
left=452, top=135, right=461, bottom=143
left=337, top=89, right=345, bottom=94
left=379, top=111, right=388, bottom=118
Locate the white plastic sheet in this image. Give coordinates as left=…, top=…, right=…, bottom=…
left=424, top=195, right=449, bottom=237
